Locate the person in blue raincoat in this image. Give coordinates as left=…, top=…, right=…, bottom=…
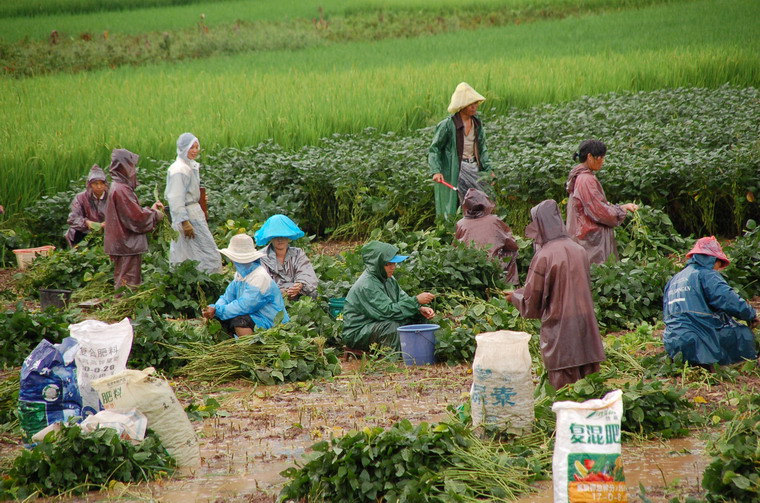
left=256, top=214, right=319, bottom=300
left=202, top=234, right=289, bottom=336
left=663, top=236, right=758, bottom=369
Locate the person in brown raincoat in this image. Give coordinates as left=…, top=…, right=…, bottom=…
left=104, top=149, right=164, bottom=289
left=506, top=199, right=605, bottom=389
left=566, top=139, right=638, bottom=264
left=455, top=188, right=519, bottom=285
left=65, top=164, right=109, bottom=247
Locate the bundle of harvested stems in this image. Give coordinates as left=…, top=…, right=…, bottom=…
left=172, top=327, right=340, bottom=385
left=0, top=371, right=20, bottom=427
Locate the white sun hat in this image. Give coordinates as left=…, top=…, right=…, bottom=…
left=447, top=82, right=486, bottom=114
left=218, top=234, right=266, bottom=263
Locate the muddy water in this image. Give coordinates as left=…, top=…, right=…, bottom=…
left=516, top=436, right=708, bottom=502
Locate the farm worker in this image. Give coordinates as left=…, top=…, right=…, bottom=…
left=428, top=82, right=492, bottom=217
left=455, top=188, right=519, bottom=285
left=342, top=241, right=435, bottom=351
left=65, top=164, right=109, bottom=247
left=566, top=139, right=638, bottom=264
left=662, top=237, right=758, bottom=369
left=202, top=233, right=289, bottom=336
left=164, top=133, right=222, bottom=274
left=505, top=200, right=605, bottom=389
left=255, top=214, right=319, bottom=300
left=104, top=149, right=164, bottom=289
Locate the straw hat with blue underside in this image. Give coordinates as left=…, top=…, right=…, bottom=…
left=254, top=214, right=305, bottom=247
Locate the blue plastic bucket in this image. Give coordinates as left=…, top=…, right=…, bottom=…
left=328, top=297, right=346, bottom=319
left=397, top=324, right=439, bottom=366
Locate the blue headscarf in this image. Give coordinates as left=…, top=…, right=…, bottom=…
left=254, top=214, right=305, bottom=247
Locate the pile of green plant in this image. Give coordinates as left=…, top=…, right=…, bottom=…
left=535, top=372, right=701, bottom=439
left=615, top=205, right=692, bottom=262
left=128, top=308, right=227, bottom=375
left=280, top=417, right=548, bottom=502
left=702, top=394, right=760, bottom=502
left=15, top=233, right=112, bottom=296
left=173, top=322, right=340, bottom=385
left=0, top=372, right=19, bottom=427
left=0, top=424, right=175, bottom=499
left=0, top=303, right=74, bottom=368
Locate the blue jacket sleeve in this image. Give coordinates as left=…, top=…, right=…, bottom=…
left=701, top=269, right=756, bottom=322
left=214, top=283, right=271, bottom=320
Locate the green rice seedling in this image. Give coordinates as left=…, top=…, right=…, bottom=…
left=1, top=0, right=758, bottom=217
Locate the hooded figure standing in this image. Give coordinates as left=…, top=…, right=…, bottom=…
left=428, top=82, right=491, bottom=217
left=202, top=233, right=289, bottom=336
left=65, top=164, right=109, bottom=247
left=506, top=200, right=605, bottom=389
left=455, top=188, right=519, bottom=285
left=663, top=237, right=758, bottom=368
left=256, top=214, right=319, bottom=300
left=104, top=149, right=164, bottom=289
left=164, top=133, right=222, bottom=274
left=342, top=241, right=435, bottom=351
left=566, top=139, right=638, bottom=264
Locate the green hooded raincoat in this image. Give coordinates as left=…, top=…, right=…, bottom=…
left=428, top=114, right=491, bottom=217
left=342, top=241, right=420, bottom=351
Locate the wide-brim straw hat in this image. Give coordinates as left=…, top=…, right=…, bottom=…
left=448, top=82, right=486, bottom=114
left=219, top=233, right=266, bottom=263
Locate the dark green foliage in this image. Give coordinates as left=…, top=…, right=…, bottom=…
left=0, top=372, right=20, bottom=426
left=702, top=394, right=760, bottom=502
left=0, top=424, right=175, bottom=499
left=724, top=226, right=760, bottom=298
left=537, top=372, right=701, bottom=439
left=591, top=255, right=678, bottom=332
left=0, top=227, right=32, bottom=268
left=0, top=303, right=73, bottom=369
left=286, top=296, right=343, bottom=347
left=279, top=419, right=470, bottom=502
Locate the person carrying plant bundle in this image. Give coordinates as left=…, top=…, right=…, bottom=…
left=662, top=236, right=758, bottom=370
left=505, top=200, right=605, bottom=389
left=255, top=214, right=318, bottom=300
left=342, top=241, right=436, bottom=352
left=164, top=133, right=222, bottom=274
left=428, top=82, right=491, bottom=217
left=566, top=139, right=638, bottom=264
left=65, top=164, right=109, bottom=247
left=455, top=188, right=519, bottom=285
left=104, top=149, right=164, bottom=289
left=202, top=233, right=289, bottom=336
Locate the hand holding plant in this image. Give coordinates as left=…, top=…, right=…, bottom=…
left=202, top=306, right=216, bottom=320
left=417, top=292, right=435, bottom=304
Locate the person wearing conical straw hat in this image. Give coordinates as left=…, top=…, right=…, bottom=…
left=202, top=233, right=290, bottom=337
left=428, top=82, right=491, bottom=217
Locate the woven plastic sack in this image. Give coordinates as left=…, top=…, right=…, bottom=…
left=470, top=330, right=534, bottom=433
left=552, top=389, right=628, bottom=503
left=92, top=368, right=200, bottom=467
left=69, top=318, right=133, bottom=415
left=18, top=338, right=82, bottom=441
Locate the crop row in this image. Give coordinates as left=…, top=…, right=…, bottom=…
left=1, top=0, right=757, bottom=216
left=0, top=0, right=671, bottom=41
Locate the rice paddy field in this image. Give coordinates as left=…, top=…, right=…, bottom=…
left=1, top=0, right=758, bottom=216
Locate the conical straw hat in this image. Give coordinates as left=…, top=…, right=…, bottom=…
left=448, top=82, right=486, bottom=114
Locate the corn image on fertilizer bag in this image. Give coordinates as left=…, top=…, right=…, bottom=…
left=552, top=389, right=627, bottom=503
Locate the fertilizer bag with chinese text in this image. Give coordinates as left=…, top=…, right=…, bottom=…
left=552, top=389, right=627, bottom=503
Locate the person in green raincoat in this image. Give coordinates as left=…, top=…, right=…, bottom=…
left=342, top=241, right=436, bottom=351
left=428, top=82, right=492, bottom=217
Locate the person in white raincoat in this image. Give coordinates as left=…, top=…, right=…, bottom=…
left=164, top=133, right=222, bottom=273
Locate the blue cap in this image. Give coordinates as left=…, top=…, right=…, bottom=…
left=388, top=255, right=408, bottom=263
